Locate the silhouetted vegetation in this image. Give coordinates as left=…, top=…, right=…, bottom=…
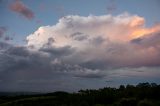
left=0, top=82, right=160, bottom=106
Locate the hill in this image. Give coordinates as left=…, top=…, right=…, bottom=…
left=0, top=82, right=160, bottom=106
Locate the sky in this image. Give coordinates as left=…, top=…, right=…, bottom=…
left=0, top=0, right=160, bottom=92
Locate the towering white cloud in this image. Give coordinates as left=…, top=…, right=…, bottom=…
left=26, top=13, right=160, bottom=68
left=27, top=13, right=146, bottom=48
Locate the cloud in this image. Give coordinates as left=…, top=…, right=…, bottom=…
left=9, top=0, right=34, bottom=19
left=27, top=13, right=160, bottom=69
left=4, top=36, right=13, bottom=41
left=74, top=69, right=106, bottom=78
left=27, top=13, right=146, bottom=47
left=1, top=13, right=160, bottom=91
left=131, top=31, right=160, bottom=48
left=70, top=32, right=88, bottom=41
left=0, top=26, right=7, bottom=38
left=0, top=42, right=104, bottom=91
left=39, top=45, right=75, bottom=57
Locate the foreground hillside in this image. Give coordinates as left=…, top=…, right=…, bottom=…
left=0, top=83, right=160, bottom=106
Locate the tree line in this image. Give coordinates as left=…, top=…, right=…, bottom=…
left=0, top=82, right=160, bottom=106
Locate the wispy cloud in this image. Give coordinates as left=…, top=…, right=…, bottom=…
left=9, top=0, right=34, bottom=20
left=106, top=0, right=117, bottom=14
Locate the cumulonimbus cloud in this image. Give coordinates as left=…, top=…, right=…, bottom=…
left=0, top=13, right=160, bottom=92
left=9, top=0, right=34, bottom=19
left=27, top=13, right=146, bottom=47
left=27, top=13, right=160, bottom=68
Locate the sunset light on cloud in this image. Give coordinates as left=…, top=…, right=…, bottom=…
left=0, top=0, right=160, bottom=92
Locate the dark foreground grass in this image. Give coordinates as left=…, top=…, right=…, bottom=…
left=0, top=82, right=160, bottom=106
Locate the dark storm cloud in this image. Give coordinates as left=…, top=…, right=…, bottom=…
left=0, top=42, right=102, bottom=83
left=0, top=42, right=47, bottom=71
left=0, top=44, right=63, bottom=90
left=9, top=0, right=34, bottom=19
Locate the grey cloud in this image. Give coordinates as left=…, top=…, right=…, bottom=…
left=80, top=60, right=110, bottom=70
left=130, top=37, right=142, bottom=44
left=0, top=26, right=7, bottom=38
left=0, top=42, right=109, bottom=92
left=131, top=31, right=160, bottom=48
left=39, top=45, right=75, bottom=57
left=4, top=46, right=30, bottom=57
left=0, top=42, right=52, bottom=73
left=42, top=37, right=55, bottom=47
left=77, top=36, right=160, bottom=70
left=4, top=36, right=13, bottom=41
left=90, top=36, right=105, bottom=45
left=70, top=32, right=83, bottom=37
left=105, top=43, right=160, bottom=68
left=0, top=41, right=160, bottom=92
left=74, top=35, right=88, bottom=41
left=74, top=71, right=105, bottom=79
left=0, top=42, right=11, bottom=50
left=129, top=32, right=160, bottom=67
left=0, top=42, right=106, bottom=91
left=47, top=37, right=55, bottom=45
left=70, top=32, right=88, bottom=41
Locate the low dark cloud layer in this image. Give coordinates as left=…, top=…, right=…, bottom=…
left=0, top=40, right=160, bottom=91
left=0, top=41, right=107, bottom=91
left=9, top=0, right=34, bottom=19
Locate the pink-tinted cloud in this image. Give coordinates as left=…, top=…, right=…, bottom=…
left=26, top=13, right=160, bottom=69
left=9, top=0, right=34, bottom=20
